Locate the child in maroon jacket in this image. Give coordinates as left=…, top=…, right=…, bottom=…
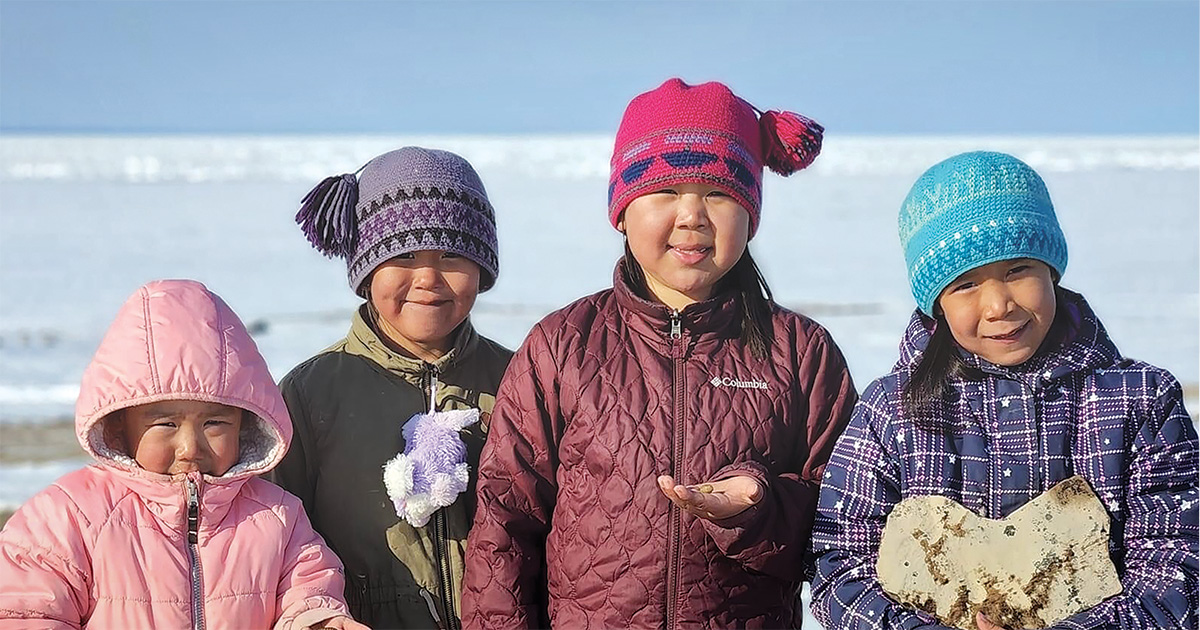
left=462, top=78, right=857, bottom=629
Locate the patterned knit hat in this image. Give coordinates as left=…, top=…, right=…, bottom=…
left=295, top=147, right=499, bottom=296
left=899, top=151, right=1068, bottom=315
left=608, top=78, right=824, bottom=237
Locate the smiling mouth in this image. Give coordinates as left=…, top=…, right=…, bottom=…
left=670, top=245, right=712, bottom=262
left=986, top=321, right=1029, bottom=341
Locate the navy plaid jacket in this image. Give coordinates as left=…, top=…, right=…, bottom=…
left=810, top=289, right=1198, bottom=629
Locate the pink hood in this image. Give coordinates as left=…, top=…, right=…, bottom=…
left=0, top=280, right=349, bottom=629
left=76, top=278, right=290, bottom=480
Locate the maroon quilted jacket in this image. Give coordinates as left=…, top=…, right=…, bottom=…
left=462, top=263, right=857, bottom=629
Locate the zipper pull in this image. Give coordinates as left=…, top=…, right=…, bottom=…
left=420, top=588, right=447, bottom=630
left=186, top=478, right=200, bottom=545
left=426, top=363, right=441, bottom=414
left=670, top=310, right=682, bottom=340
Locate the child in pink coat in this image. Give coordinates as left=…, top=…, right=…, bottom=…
left=0, top=279, right=367, bottom=630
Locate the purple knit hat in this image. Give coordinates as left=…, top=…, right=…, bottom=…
left=296, top=147, right=499, bottom=296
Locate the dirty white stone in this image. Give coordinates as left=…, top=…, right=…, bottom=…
left=877, top=476, right=1121, bottom=630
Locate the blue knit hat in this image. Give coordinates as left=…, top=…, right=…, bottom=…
left=899, top=151, right=1068, bottom=315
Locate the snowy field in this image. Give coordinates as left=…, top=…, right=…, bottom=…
left=1, top=133, right=1196, bottom=499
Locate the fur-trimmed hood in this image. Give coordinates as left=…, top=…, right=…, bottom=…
left=74, top=279, right=290, bottom=524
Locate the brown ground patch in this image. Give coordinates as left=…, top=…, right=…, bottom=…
left=0, top=418, right=82, bottom=530
left=1, top=418, right=83, bottom=463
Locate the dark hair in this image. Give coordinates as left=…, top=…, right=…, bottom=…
left=623, top=243, right=775, bottom=359
left=902, top=314, right=971, bottom=419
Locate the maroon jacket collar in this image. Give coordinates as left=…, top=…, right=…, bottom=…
left=611, top=257, right=741, bottom=350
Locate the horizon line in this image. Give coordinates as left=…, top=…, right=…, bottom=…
left=3, top=129, right=1198, bottom=140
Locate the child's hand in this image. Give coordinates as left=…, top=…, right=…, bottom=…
left=977, top=611, right=1024, bottom=630
left=310, top=615, right=371, bottom=630
left=657, top=475, right=762, bottom=521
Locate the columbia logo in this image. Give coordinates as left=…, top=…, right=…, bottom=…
left=709, top=376, right=769, bottom=391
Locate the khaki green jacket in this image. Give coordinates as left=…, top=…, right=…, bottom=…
left=272, top=306, right=512, bottom=629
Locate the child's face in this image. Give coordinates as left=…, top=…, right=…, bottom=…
left=369, top=249, right=480, bottom=361
left=937, top=258, right=1057, bottom=366
left=118, top=400, right=243, bottom=476
left=618, top=183, right=750, bottom=310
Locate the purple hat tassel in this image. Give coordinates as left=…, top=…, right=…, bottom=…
left=295, top=173, right=359, bottom=259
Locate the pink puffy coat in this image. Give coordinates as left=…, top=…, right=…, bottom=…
left=0, top=280, right=350, bottom=629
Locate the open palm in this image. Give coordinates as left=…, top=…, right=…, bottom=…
left=657, top=474, right=762, bottom=521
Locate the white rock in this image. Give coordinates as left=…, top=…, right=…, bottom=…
left=877, top=476, right=1121, bottom=630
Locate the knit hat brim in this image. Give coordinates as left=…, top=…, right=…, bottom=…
left=349, top=229, right=498, bottom=298
left=608, top=169, right=759, bottom=236
left=909, top=219, right=1068, bottom=315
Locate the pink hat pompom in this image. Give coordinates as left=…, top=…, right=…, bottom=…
left=759, top=109, right=824, bottom=175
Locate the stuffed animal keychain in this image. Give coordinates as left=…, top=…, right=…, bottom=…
left=383, top=374, right=480, bottom=527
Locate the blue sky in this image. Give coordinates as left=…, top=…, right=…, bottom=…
left=1, top=0, right=1197, bottom=135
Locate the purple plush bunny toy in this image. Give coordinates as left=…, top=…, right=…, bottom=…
left=383, top=408, right=480, bottom=527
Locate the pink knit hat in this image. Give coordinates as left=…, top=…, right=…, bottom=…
left=607, top=78, right=823, bottom=237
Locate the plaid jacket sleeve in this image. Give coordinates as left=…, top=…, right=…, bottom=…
left=809, top=378, right=954, bottom=630
left=1050, top=374, right=1199, bottom=630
